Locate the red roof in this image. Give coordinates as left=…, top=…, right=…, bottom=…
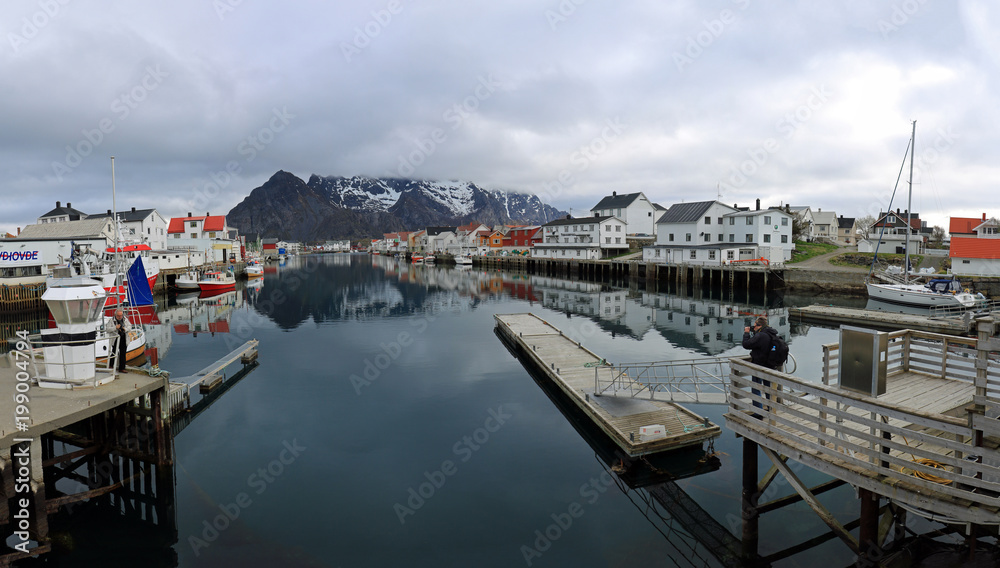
left=167, top=217, right=195, bottom=233
left=950, top=237, right=1000, bottom=259
left=949, top=217, right=981, bottom=235
left=203, top=216, right=226, bottom=232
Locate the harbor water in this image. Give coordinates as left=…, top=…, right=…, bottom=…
left=17, top=254, right=900, bottom=567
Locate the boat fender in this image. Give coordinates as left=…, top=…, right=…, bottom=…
left=964, top=288, right=970, bottom=293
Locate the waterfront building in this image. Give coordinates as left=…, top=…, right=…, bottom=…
left=167, top=213, right=242, bottom=263
left=532, top=215, right=627, bottom=260
left=857, top=208, right=925, bottom=256
left=589, top=191, right=660, bottom=236
left=949, top=213, right=1000, bottom=277
left=0, top=217, right=117, bottom=284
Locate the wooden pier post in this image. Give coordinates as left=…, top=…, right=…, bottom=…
left=858, top=488, right=879, bottom=566
left=741, top=437, right=760, bottom=562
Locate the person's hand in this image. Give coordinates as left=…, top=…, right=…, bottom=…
left=744, top=326, right=750, bottom=333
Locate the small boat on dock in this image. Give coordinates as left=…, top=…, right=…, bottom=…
left=197, top=270, right=236, bottom=293
left=245, top=261, right=264, bottom=279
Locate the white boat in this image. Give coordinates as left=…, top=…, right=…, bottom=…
left=425, top=254, right=436, bottom=264
left=175, top=270, right=201, bottom=290
left=455, top=253, right=473, bottom=265
left=246, top=261, right=264, bottom=279
left=865, top=121, right=985, bottom=309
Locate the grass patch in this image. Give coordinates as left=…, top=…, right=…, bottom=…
left=829, top=252, right=924, bottom=269
left=788, top=241, right=839, bottom=263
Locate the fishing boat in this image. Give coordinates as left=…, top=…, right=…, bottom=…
left=411, top=254, right=424, bottom=264
left=425, top=254, right=436, bottom=264
left=175, top=270, right=201, bottom=290
left=455, top=253, right=473, bottom=265
left=865, top=121, right=985, bottom=309
left=198, top=270, right=236, bottom=292
left=246, top=260, right=264, bottom=279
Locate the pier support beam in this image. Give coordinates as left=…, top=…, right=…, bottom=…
left=858, top=488, right=879, bottom=566
left=741, top=437, right=760, bottom=562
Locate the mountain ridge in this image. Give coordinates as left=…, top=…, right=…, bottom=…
left=226, top=171, right=567, bottom=241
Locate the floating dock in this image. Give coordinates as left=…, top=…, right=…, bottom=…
left=495, top=313, right=720, bottom=456
left=789, top=304, right=972, bottom=334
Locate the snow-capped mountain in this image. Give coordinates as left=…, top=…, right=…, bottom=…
left=227, top=171, right=567, bottom=241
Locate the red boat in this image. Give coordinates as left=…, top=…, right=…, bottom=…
left=197, top=270, right=236, bottom=292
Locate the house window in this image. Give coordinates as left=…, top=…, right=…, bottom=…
left=726, top=250, right=735, bottom=260
left=718, top=234, right=723, bottom=241
left=563, top=226, right=568, bottom=233
left=589, top=224, right=594, bottom=231
left=729, top=217, right=735, bottom=225
left=576, top=250, right=580, bottom=257
left=764, top=216, right=771, bottom=225
left=189, top=221, right=197, bottom=228
left=709, top=251, right=716, bottom=260
left=655, top=249, right=660, bottom=257
left=605, top=237, right=611, bottom=244
left=705, top=216, right=711, bottom=225
left=617, top=208, right=622, bottom=216
left=615, top=237, right=621, bottom=244
left=605, top=225, right=611, bottom=231
left=669, top=234, right=674, bottom=242
left=718, top=217, right=723, bottom=224
left=174, top=234, right=180, bottom=239
left=685, top=233, right=691, bottom=242
left=962, top=259, right=970, bottom=264
left=763, top=234, right=770, bottom=243
left=781, top=217, right=788, bottom=226
left=781, top=235, right=788, bottom=243
left=746, top=234, right=753, bottom=243
left=209, top=232, right=216, bottom=238
left=648, top=212, right=652, bottom=217
left=704, top=233, right=710, bottom=242
left=190, top=233, right=197, bottom=238
left=690, top=250, right=697, bottom=259
left=746, top=217, right=753, bottom=225
left=887, top=216, right=895, bottom=223
left=615, top=225, right=621, bottom=232
left=729, top=234, right=734, bottom=242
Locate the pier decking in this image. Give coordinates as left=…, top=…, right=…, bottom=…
left=789, top=304, right=973, bottom=334
left=726, top=322, right=1000, bottom=547
left=495, top=313, right=720, bottom=456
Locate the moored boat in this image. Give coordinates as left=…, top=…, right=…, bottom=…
left=175, top=270, right=201, bottom=290
left=411, top=254, right=424, bottom=264
left=198, top=270, right=236, bottom=292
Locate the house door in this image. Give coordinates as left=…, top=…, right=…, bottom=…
left=895, top=246, right=904, bottom=254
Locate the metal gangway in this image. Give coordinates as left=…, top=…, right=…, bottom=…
left=592, top=357, right=732, bottom=405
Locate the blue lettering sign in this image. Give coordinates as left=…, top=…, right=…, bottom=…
left=0, top=251, right=40, bottom=262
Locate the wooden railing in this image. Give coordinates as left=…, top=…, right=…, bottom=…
left=821, top=329, right=981, bottom=385
left=729, top=358, right=1000, bottom=513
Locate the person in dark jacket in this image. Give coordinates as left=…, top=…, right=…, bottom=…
left=742, top=316, right=779, bottom=414
left=112, top=308, right=128, bottom=374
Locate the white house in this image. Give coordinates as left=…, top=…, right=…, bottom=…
left=949, top=215, right=1000, bottom=277
left=589, top=191, right=660, bottom=236
left=642, top=200, right=794, bottom=266
left=802, top=208, right=837, bottom=242
left=532, top=215, right=627, bottom=259
left=37, top=201, right=88, bottom=224
left=167, top=213, right=242, bottom=263
left=91, top=207, right=170, bottom=250
left=857, top=209, right=924, bottom=256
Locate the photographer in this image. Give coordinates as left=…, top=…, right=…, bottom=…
left=742, top=316, right=779, bottom=416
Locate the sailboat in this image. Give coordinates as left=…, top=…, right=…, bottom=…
left=865, top=122, right=984, bottom=308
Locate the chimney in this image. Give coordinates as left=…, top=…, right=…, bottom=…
left=107, top=209, right=112, bottom=215
left=612, top=191, right=616, bottom=196
left=566, top=214, right=571, bottom=220
left=131, top=206, right=136, bottom=212
left=839, top=214, right=843, bottom=219
left=56, top=201, right=61, bottom=208
left=755, top=198, right=760, bottom=211
left=896, top=208, right=900, bottom=214
left=66, top=202, right=71, bottom=208
left=187, top=212, right=192, bottom=217
left=734, top=203, right=738, bottom=208
left=984, top=213, right=988, bottom=221
left=17, top=227, right=20, bottom=235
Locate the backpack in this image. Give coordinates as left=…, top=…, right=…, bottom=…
left=766, top=333, right=789, bottom=369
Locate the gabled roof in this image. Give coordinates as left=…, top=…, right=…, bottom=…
left=837, top=216, right=856, bottom=229
left=591, top=192, right=644, bottom=211
left=203, top=216, right=226, bottom=232
left=425, top=226, right=456, bottom=237
left=656, top=201, right=729, bottom=224
left=17, top=217, right=114, bottom=240
left=39, top=201, right=87, bottom=220
left=810, top=211, right=838, bottom=226
left=725, top=208, right=791, bottom=218
left=874, top=211, right=921, bottom=230
left=168, top=215, right=226, bottom=234
left=972, top=218, right=1000, bottom=232
left=89, top=208, right=159, bottom=223
left=950, top=237, right=1000, bottom=259
left=949, top=217, right=981, bottom=235
left=543, top=215, right=618, bottom=227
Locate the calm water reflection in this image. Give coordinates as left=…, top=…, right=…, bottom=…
left=25, top=254, right=869, bottom=567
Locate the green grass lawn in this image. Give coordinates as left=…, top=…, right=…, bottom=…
left=788, top=241, right=839, bottom=263
left=829, top=252, right=924, bottom=270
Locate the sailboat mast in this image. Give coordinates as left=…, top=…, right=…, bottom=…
left=905, top=121, right=915, bottom=282
left=111, top=156, right=119, bottom=289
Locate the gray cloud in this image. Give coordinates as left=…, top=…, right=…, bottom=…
left=0, top=0, right=996, bottom=233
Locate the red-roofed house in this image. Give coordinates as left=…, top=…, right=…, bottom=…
left=167, top=212, right=241, bottom=263
left=949, top=214, right=1000, bottom=276
left=949, top=215, right=983, bottom=239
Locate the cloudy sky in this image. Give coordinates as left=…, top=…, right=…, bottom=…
left=2, top=0, right=997, bottom=234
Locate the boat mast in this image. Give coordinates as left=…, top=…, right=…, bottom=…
left=905, top=121, right=915, bottom=283
left=112, top=156, right=119, bottom=290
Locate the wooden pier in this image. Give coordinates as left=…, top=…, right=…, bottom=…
left=495, top=313, right=719, bottom=456
left=726, top=318, right=1000, bottom=563
left=789, top=304, right=973, bottom=334
left=165, top=339, right=259, bottom=416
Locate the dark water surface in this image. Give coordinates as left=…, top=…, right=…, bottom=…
left=27, top=254, right=880, bottom=567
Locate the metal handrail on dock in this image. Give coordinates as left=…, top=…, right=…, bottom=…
left=166, top=339, right=259, bottom=416
left=595, top=357, right=731, bottom=405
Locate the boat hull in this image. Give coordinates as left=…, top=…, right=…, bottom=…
left=199, top=282, right=236, bottom=292
left=866, top=282, right=980, bottom=308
